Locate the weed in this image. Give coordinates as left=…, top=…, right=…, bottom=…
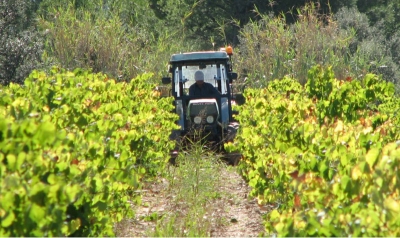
left=148, top=135, right=227, bottom=236
left=39, top=4, right=196, bottom=83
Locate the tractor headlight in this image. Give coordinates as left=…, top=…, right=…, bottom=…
left=194, top=116, right=202, bottom=124
left=206, top=116, right=214, bottom=124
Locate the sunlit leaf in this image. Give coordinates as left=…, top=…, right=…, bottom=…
left=1, top=212, right=15, bottom=227
left=29, top=203, right=45, bottom=221
left=366, top=148, right=380, bottom=168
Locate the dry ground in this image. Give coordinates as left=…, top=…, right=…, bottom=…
left=115, top=165, right=267, bottom=237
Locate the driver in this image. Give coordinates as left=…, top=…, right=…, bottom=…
left=189, top=71, right=220, bottom=96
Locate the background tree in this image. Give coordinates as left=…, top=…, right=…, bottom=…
left=357, top=0, right=400, bottom=38
left=0, top=0, right=44, bottom=85
left=1, top=0, right=399, bottom=90
left=335, top=7, right=400, bottom=87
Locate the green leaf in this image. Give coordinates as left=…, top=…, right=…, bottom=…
left=351, top=165, right=362, bottom=180
left=331, top=183, right=340, bottom=196
left=337, top=145, right=348, bottom=166
left=94, top=177, right=104, bottom=192
left=376, top=177, right=383, bottom=188
left=371, top=188, right=383, bottom=204
left=269, top=210, right=280, bottom=220
left=29, top=203, right=45, bottom=221
left=95, top=201, right=108, bottom=211
left=275, top=221, right=285, bottom=234
left=29, top=183, right=46, bottom=197
left=6, top=154, right=16, bottom=170
left=36, top=121, right=56, bottom=144
left=359, top=161, right=369, bottom=173
left=1, top=192, right=15, bottom=211
left=286, top=146, right=303, bottom=156
left=16, top=152, right=26, bottom=169
left=366, top=148, right=380, bottom=168
left=65, top=185, right=80, bottom=203
left=1, top=212, right=15, bottom=227
left=139, top=167, right=146, bottom=174
left=318, top=161, right=328, bottom=176
left=340, top=154, right=348, bottom=167
left=47, top=174, right=57, bottom=185
left=70, top=218, right=81, bottom=233
left=384, top=197, right=400, bottom=213
left=340, top=175, right=350, bottom=190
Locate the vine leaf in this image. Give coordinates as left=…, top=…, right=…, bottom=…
left=1, top=212, right=15, bottom=227
left=366, top=148, right=380, bottom=168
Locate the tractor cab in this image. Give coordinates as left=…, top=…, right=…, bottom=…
left=162, top=47, right=242, bottom=163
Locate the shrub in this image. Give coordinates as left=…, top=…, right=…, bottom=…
left=235, top=3, right=354, bottom=88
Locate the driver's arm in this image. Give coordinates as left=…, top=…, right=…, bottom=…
left=209, top=83, right=221, bottom=95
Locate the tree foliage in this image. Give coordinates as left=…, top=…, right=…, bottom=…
left=0, top=0, right=399, bottom=90
left=357, top=0, right=400, bottom=38
left=335, top=7, right=400, bottom=87
left=0, top=0, right=43, bottom=85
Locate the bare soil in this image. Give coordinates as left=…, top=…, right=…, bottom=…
left=115, top=166, right=267, bottom=237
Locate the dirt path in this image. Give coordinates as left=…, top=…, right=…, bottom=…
left=115, top=165, right=266, bottom=237
left=209, top=168, right=266, bottom=237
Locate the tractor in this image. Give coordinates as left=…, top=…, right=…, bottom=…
left=161, top=46, right=244, bottom=165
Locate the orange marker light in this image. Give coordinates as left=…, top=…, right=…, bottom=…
left=226, top=46, right=233, bottom=55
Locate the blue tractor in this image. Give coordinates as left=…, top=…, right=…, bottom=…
left=161, top=47, right=244, bottom=165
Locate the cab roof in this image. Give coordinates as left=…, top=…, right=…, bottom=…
left=170, top=51, right=229, bottom=63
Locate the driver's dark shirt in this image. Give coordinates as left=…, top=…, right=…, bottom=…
left=189, top=82, right=220, bottom=97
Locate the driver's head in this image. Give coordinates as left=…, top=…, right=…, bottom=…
left=194, top=71, right=204, bottom=85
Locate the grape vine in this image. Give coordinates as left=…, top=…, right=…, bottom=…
left=226, top=65, right=400, bottom=236
left=0, top=68, right=178, bottom=236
